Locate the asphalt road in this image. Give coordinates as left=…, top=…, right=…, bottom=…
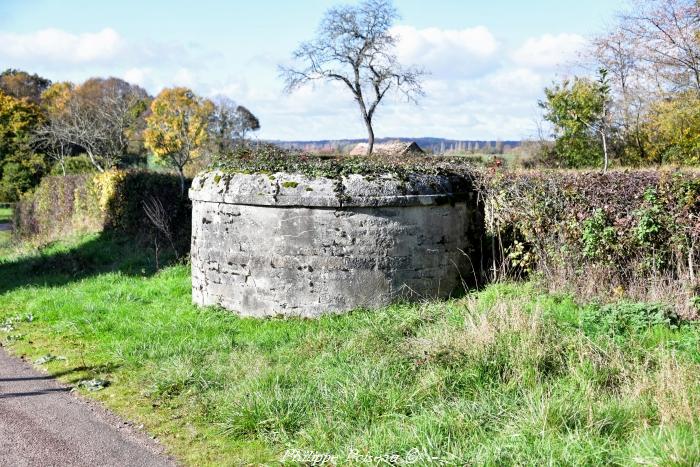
left=0, top=347, right=175, bottom=467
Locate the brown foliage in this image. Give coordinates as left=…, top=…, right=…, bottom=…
left=477, top=168, right=700, bottom=316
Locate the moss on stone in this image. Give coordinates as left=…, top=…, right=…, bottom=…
left=209, top=143, right=474, bottom=181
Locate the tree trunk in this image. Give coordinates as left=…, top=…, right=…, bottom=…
left=177, top=166, right=186, bottom=197
left=364, top=117, right=375, bottom=156
left=86, top=149, right=104, bottom=173
left=601, top=131, right=609, bottom=174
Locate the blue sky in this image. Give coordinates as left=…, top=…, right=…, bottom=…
left=0, top=0, right=624, bottom=140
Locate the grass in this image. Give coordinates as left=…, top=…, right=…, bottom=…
left=0, top=206, right=13, bottom=245
left=0, top=206, right=12, bottom=224
left=0, top=233, right=699, bottom=465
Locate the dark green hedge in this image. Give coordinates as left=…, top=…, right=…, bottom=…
left=103, top=171, right=191, bottom=247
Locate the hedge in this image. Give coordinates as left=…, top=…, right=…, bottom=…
left=15, top=170, right=191, bottom=252
left=477, top=169, right=700, bottom=315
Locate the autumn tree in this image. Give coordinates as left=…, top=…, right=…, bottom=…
left=0, top=90, right=46, bottom=200
left=280, top=0, right=424, bottom=155
left=583, top=0, right=700, bottom=165
left=0, top=91, right=42, bottom=161
left=540, top=70, right=614, bottom=170
left=209, top=97, right=261, bottom=154
left=36, top=78, right=149, bottom=172
left=0, top=69, right=51, bottom=104
left=644, top=91, right=700, bottom=164
left=144, top=87, right=214, bottom=194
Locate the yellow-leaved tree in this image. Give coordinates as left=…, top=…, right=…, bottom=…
left=644, top=91, right=700, bottom=165
left=144, top=87, right=214, bottom=194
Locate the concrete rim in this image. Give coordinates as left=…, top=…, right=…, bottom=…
left=189, top=170, right=471, bottom=208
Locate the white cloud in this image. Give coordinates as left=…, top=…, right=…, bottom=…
left=0, top=24, right=584, bottom=141
left=487, top=68, right=546, bottom=96
left=511, top=33, right=586, bottom=70
left=122, top=67, right=154, bottom=88
left=392, top=25, right=499, bottom=79
left=172, top=68, right=196, bottom=87
left=0, top=28, right=124, bottom=64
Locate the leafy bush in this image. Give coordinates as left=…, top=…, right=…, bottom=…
left=103, top=170, right=191, bottom=248
left=14, top=170, right=191, bottom=253
left=49, top=154, right=97, bottom=175
left=580, top=302, right=678, bottom=338
left=0, top=151, right=48, bottom=201
left=477, top=169, right=700, bottom=316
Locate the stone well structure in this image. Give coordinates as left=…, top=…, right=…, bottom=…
left=189, top=170, right=476, bottom=317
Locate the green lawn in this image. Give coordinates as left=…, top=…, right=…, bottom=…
left=0, top=233, right=699, bottom=465
left=0, top=206, right=12, bottom=224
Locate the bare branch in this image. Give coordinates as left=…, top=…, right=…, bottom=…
left=279, top=0, right=426, bottom=155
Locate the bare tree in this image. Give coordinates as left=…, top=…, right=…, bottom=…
left=143, top=195, right=179, bottom=263
left=31, top=122, right=72, bottom=175
left=621, top=0, right=700, bottom=93
left=583, top=0, right=700, bottom=162
left=280, top=0, right=425, bottom=156
left=42, top=78, right=149, bottom=172
left=588, top=29, right=650, bottom=160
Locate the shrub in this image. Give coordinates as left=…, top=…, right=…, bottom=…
left=14, top=170, right=191, bottom=253
left=477, top=169, right=700, bottom=317
left=49, top=154, right=97, bottom=175
left=103, top=170, right=191, bottom=249
left=0, top=152, right=48, bottom=202
left=14, top=173, right=98, bottom=238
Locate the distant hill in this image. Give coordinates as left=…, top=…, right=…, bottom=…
left=269, top=137, right=522, bottom=154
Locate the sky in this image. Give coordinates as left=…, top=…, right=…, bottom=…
left=0, top=0, right=625, bottom=141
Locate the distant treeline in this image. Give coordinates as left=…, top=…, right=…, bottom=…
left=273, top=138, right=522, bottom=155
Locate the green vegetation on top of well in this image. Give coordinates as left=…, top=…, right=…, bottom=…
left=208, top=143, right=475, bottom=180
left=1, top=233, right=699, bottom=465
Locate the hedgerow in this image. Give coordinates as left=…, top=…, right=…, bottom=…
left=15, top=170, right=191, bottom=252
left=14, top=174, right=101, bottom=239
left=476, top=169, right=700, bottom=316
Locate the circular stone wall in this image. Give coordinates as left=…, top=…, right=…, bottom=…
left=189, top=170, right=474, bottom=318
